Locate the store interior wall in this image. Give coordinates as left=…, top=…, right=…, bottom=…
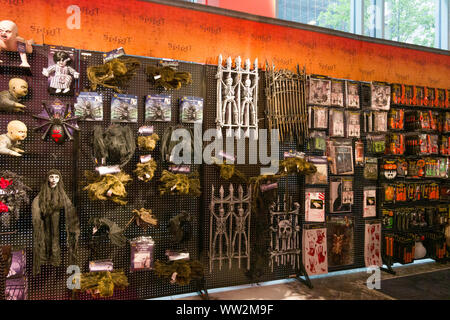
left=1, top=0, right=448, bottom=87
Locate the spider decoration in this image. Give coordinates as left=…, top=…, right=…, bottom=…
left=148, top=103, right=166, bottom=121
left=116, top=101, right=132, bottom=121
left=77, top=99, right=95, bottom=120
left=182, top=102, right=198, bottom=122
left=33, top=102, right=80, bottom=144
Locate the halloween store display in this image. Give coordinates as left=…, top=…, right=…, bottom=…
left=0, top=31, right=449, bottom=302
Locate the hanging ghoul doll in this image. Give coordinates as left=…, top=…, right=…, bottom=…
left=42, top=50, right=79, bottom=95
left=32, top=170, right=80, bottom=274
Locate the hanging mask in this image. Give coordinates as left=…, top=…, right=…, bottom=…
left=382, top=160, right=397, bottom=179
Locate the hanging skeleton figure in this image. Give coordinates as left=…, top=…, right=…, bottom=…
left=216, top=55, right=259, bottom=139
left=209, top=184, right=251, bottom=272
left=269, top=195, right=301, bottom=271
left=32, top=170, right=80, bottom=274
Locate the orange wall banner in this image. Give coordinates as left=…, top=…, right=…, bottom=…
left=1, top=0, right=449, bottom=87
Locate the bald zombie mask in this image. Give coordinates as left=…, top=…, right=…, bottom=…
left=0, top=78, right=28, bottom=112
left=0, top=20, right=34, bottom=68
left=0, top=120, right=27, bottom=156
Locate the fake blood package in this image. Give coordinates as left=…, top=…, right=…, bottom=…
left=305, top=188, right=325, bottom=222
left=302, top=225, right=328, bottom=276
left=364, top=222, right=382, bottom=267
left=363, top=187, right=377, bottom=218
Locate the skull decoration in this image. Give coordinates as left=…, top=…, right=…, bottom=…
left=278, top=219, right=292, bottom=239
left=383, top=162, right=397, bottom=179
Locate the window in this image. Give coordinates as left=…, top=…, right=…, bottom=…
left=278, top=0, right=352, bottom=32
left=180, top=0, right=448, bottom=49
left=384, top=0, right=436, bottom=47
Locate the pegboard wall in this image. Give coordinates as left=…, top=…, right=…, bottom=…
left=0, top=46, right=445, bottom=300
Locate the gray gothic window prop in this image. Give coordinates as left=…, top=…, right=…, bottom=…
left=216, top=55, right=259, bottom=139
left=209, top=184, right=251, bottom=272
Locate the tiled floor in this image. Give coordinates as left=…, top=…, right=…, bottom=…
left=153, top=259, right=449, bottom=300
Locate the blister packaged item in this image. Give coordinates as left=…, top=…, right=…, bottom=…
left=440, top=135, right=450, bottom=155
left=406, top=133, right=439, bottom=155
left=345, top=80, right=360, bottom=109
left=440, top=112, right=450, bottom=133
left=385, top=133, right=405, bottom=155
left=305, top=156, right=328, bottom=185
left=382, top=209, right=394, bottom=229
left=381, top=159, right=398, bottom=180
left=305, top=188, right=325, bottom=222
left=180, top=96, right=203, bottom=124
left=416, top=86, right=425, bottom=106
left=43, top=45, right=79, bottom=96
left=308, top=106, right=328, bottom=129
left=367, top=134, right=386, bottom=154
left=303, top=225, right=328, bottom=275
left=308, top=77, right=331, bottom=106
left=355, top=140, right=364, bottom=166
left=327, top=139, right=354, bottom=175
left=424, top=158, right=440, bottom=178
left=345, top=111, right=360, bottom=138
left=363, top=187, right=377, bottom=218
left=364, top=222, right=382, bottom=267
left=388, top=108, right=404, bottom=130
left=438, top=157, right=449, bottom=178
left=308, top=131, right=327, bottom=152
left=396, top=158, right=408, bottom=177
left=391, top=83, right=403, bottom=105
left=326, top=216, right=354, bottom=267
left=331, top=79, right=344, bottom=107
left=75, top=92, right=103, bottom=121
left=364, top=111, right=387, bottom=133
left=130, top=236, right=155, bottom=271
left=364, top=157, right=378, bottom=180
left=424, top=87, right=435, bottom=107
left=405, top=110, right=438, bottom=131
left=371, top=82, right=391, bottom=111
left=145, top=94, right=171, bottom=122
left=395, top=182, right=407, bottom=202
left=437, top=88, right=446, bottom=108
left=383, top=183, right=396, bottom=203
left=329, top=177, right=353, bottom=213
left=404, top=85, right=414, bottom=105
left=407, top=159, right=426, bottom=179
left=111, top=93, right=138, bottom=123
left=329, top=108, right=345, bottom=137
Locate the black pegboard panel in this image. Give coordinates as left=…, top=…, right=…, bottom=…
left=74, top=51, right=205, bottom=300
left=0, top=46, right=206, bottom=300
left=2, top=46, right=443, bottom=300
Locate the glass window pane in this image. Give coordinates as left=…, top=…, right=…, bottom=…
left=278, top=0, right=352, bottom=33
left=384, top=0, right=436, bottom=47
